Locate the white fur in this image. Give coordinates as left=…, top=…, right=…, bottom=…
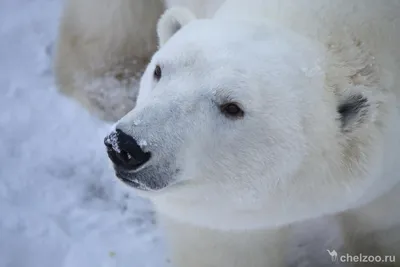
left=53, top=0, right=225, bottom=121
left=108, top=1, right=400, bottom=266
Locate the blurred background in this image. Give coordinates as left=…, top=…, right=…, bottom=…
left=0, top=1, right=167, bottom=266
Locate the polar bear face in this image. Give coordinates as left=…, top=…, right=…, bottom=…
left=105, top=8, right=379, bottom=229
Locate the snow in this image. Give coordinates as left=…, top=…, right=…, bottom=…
left=0, top=1, right=167, bottom=267
left=138, top=140, right=148, bottom=149
left=106, top=131, right=122, bottom=154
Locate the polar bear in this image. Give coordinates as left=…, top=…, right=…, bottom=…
left=53, top=0, right=225, bottom=121
left=103, top=1, right=400, bottom=266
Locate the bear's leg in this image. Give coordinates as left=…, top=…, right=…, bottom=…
left=339, top=185, right=400, bottom=266
left=372, top=227, right=400, bottom=265
left=53, top=0, right=165, bottom=122
left=340, top=215, right=399, bottom=266
left=158, top=214, right=288, bottom=267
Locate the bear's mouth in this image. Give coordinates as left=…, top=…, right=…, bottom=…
left=115, top=170, right=151, bottom=191
left=114, top=167, right=170, bottom=192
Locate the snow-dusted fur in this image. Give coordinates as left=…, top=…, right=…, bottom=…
left=53, top=0, right=225, bottom=121
left=106, top=1, right=400, bottom=266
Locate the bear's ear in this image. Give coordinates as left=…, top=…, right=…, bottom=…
left=157, top=7, right=196, bottom=47
left=337, top=93, right=370, bottom=133
left=326, top=34, right=384, bottom=135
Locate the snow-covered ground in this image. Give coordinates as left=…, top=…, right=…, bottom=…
left=0, top=1, right=167, bottom=266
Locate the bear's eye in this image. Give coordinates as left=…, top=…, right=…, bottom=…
left=153, top=65, right=162, bottom=81
left=220, top=103, right=244, bottom=119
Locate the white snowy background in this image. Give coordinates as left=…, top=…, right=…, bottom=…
left=0, top=0, right=168, bottom=266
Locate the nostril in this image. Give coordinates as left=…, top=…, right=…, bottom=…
left=117, top=149, right=132, bottom=163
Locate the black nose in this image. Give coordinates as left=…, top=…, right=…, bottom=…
left=104, top=129, right=151, bottom=170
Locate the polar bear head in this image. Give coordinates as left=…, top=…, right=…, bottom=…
left=104, top=8, right=388, bottom=230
